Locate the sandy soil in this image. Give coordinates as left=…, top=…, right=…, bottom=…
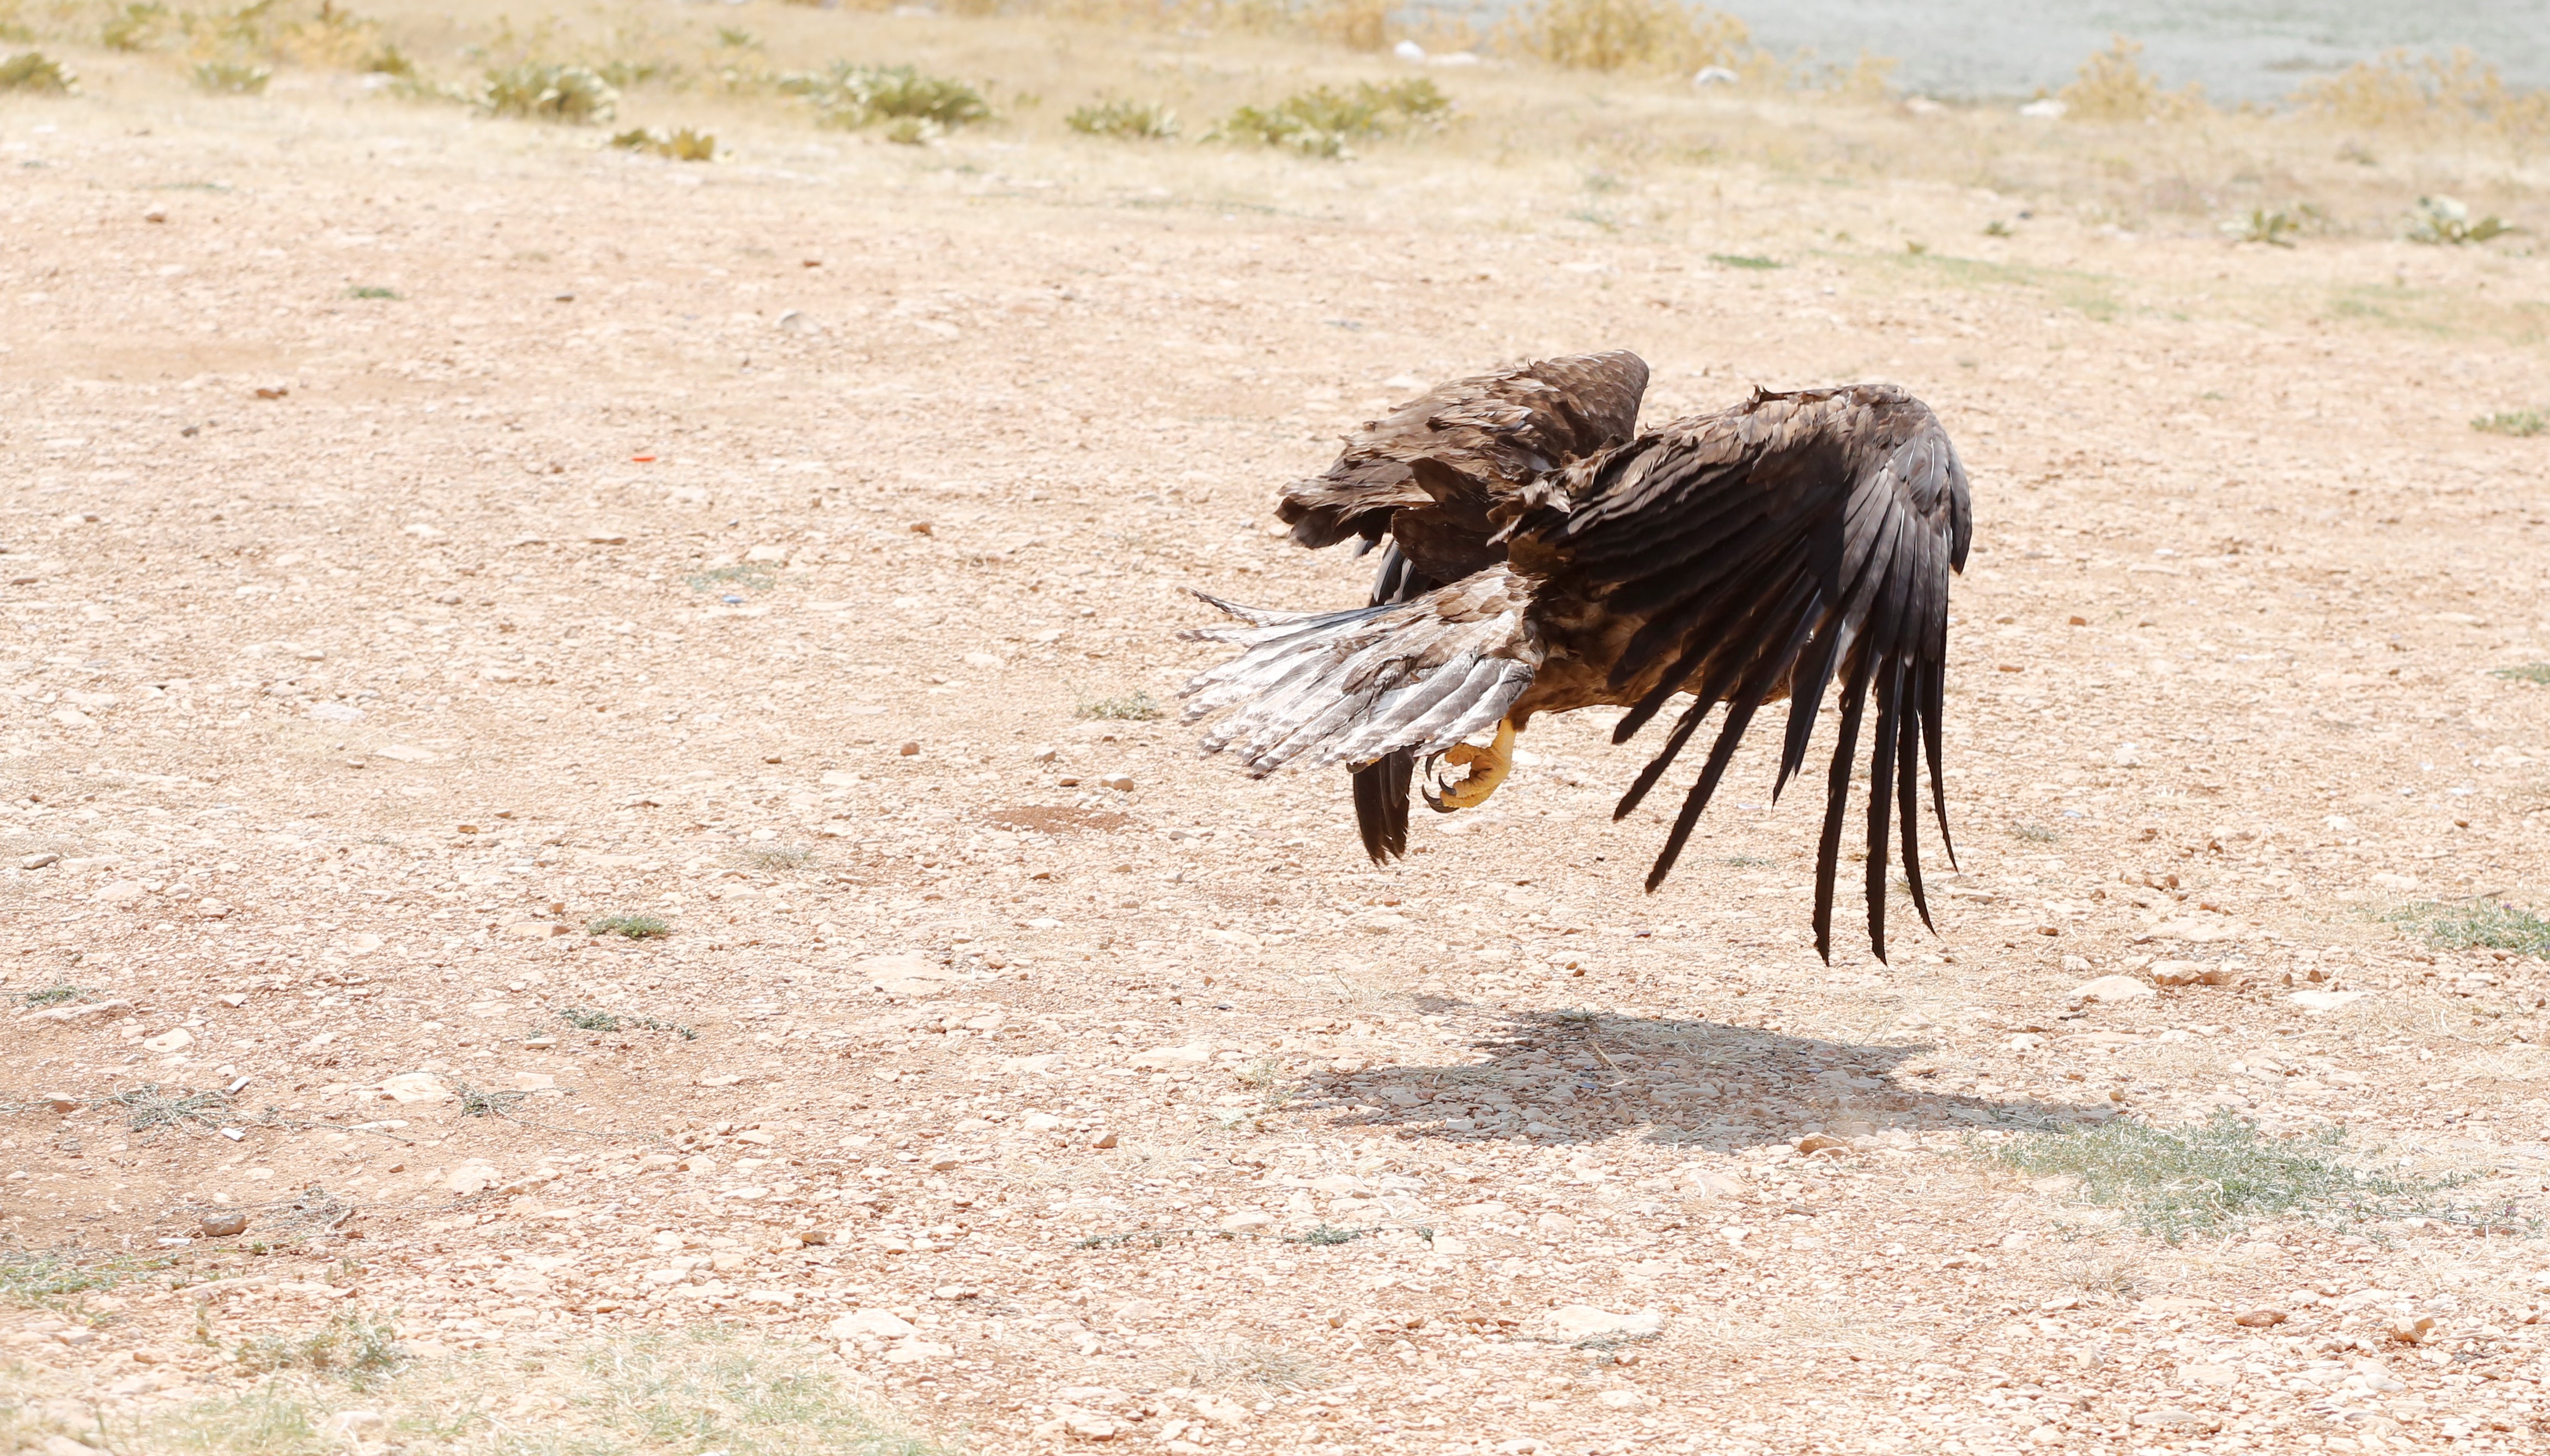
left=5, top=25, right=2550, bottom=1456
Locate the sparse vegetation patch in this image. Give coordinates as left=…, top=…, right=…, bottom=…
left=1077, top=691, right=1164, bottom=721
left=586, top=912, right=672, bottom=939
left=2381, top=899, right=2550, bottom=957
left=2472, top=411, right=2546, bottom=437
left=1994, top=1113, right=2444, bottom=1240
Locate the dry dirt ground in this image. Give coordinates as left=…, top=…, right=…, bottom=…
left=7, top=21, right=2550, bottom=1456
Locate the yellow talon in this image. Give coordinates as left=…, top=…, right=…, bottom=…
left=1426, top=717, right=1516, bottom=812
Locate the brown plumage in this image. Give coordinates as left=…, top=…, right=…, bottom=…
left=1183, top=350, right=1972, bottom=962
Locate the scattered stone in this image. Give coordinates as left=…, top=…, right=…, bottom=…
left=94, top=880, right=146, bottom=905
left=200, top=1211, right=248, bottom=1238
left=1022, top=1113, right=1064, bottom=1131
left=141, top=1028, right=193, bottom=1053
left=196, top=898, right=232, bottom=918
left=1540, top=1306, right=1662, bottom=1342
left=2290, top=989, right=2371, bottom=1012
left=508, top=919, right=569, bottom=939
left=795, top=1229, right=832, bottom=1246
left=42, top=1095, right=79, bottom=1113
left=19, top=852, right=58, bottom=870
left=1088, top=1129, right=1118, bottom=1149
left=858, top=951, right=956, bottom=998
left=2072, top=974, right=2156, bottom=1004
left=2234, top=1307, right=2288, bottom=1328
left=1100, top=773, right=1133, bottom=792
left=1794, top=1133, right=1849, bottom=1156
left=898, top=741, right=920, bottom=756
left=1219, top=1211, right=1273, bottom=1231
left=447, top=1160, right=500, bottom=1195
left=1594, top=1390, right=1643, bottom=1409
left=2386, top=1314, right=2438, bottom=1344
left=828, top=1308, right=918, bottom=1341
left=377, top=1072, right=452, bottom=1104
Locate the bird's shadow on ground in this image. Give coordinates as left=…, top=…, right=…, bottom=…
left=1291, top=1001, right=2096, bottom=1154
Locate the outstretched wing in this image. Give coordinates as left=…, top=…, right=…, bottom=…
left=1181, top=568, right=1541, bottom=778
left=1509, top=385, right=1972, bottom=963
left=1277, top=350, right=1650, bottom=570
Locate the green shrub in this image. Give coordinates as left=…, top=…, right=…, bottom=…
left=480, top=63, right=618, bottom=124
left=2473, top=411, right=2545, bottom=437
left=2407, top=194, right=2514, bottom=245
left=586, top=913, right=670, bottom=939
left=1, top=50, right=75, bottom=93
left=778, top=64, right=990, bottom=131
left=101, top=3, right=168, bottom=52
left=191, top=60, right=271, bottom=95
left=1217, top=79, right=1449, bottom=159
left=1067, top=98, right=1179, bottom=140
left=612, top=126, right=717, bottom=161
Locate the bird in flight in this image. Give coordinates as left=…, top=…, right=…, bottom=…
left=1181, top=350, right=1972, bottom=962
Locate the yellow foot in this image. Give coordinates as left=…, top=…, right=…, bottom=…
left=1425, top=718, right=1516, bottom=812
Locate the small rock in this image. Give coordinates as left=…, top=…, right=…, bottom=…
left=1219, top=1211, right=1273, bottom=1232
left=1100, top=774, right=1134, bottom=792
left=2234, top=1307, right=2288, bottom=1327
left=508, top=920, right=569, bottom=939
left=1794, top=1133, right=1849, bottom=1156
left=1542, top=1306, right=1662, bottom=1342
left=1594, top=1389, right=1643, bottom=1409
left=2130, top=1409, right=2218, bottom=1433
left=377, top=1071, right=451, bottom=1104
left=2072, top=974, right=2156, bottom=1004
left=1022, top=1112, right=1064, bottom=1132
left=898, top=741, right=920, bottom=756
left=196, top=898, right=232, bottom=918
left=19, top=852, right=58, bottom=870
left=2386, top=1314, right=2438, bottom=1344
left=2150, top=959, right=2208, bottom=986
left=796, top=1229, right=833, bottom=1246
left=1088, top=1129, right=1118, bottom=1149
left=43, top=1094, right=80, bottom=1113
left=582, top=528, right=628, bottom=545
left=1058, top=1409, right=1115, bottom=1439
left=200, top=1211, right=249, bottom=1238
left=141, top=1028, right=195, bottom=1053
left=95, top=880, right=147, bottom=905
left=447, top=1160, right=500, bottom=1195
left=828, top=1308, right=919, bottom=1341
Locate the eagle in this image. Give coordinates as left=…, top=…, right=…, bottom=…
left=1181, top=350, right=1972, bottom=962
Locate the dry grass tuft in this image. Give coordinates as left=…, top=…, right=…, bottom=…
left=2294, top=48, right=2550, bottom=149
left=2060, top=35, right=2205, bottom=123
left=1152, top=1338, right=1329, bottom=1392
left=2472, top=412, right=2546, bottom=438
left=1507, top=0, right=1747, bottom=75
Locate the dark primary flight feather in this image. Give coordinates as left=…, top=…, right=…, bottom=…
left=1508, top=385, right=1970, bottom=961
left=1187, top=352, right=1970, bottom=963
